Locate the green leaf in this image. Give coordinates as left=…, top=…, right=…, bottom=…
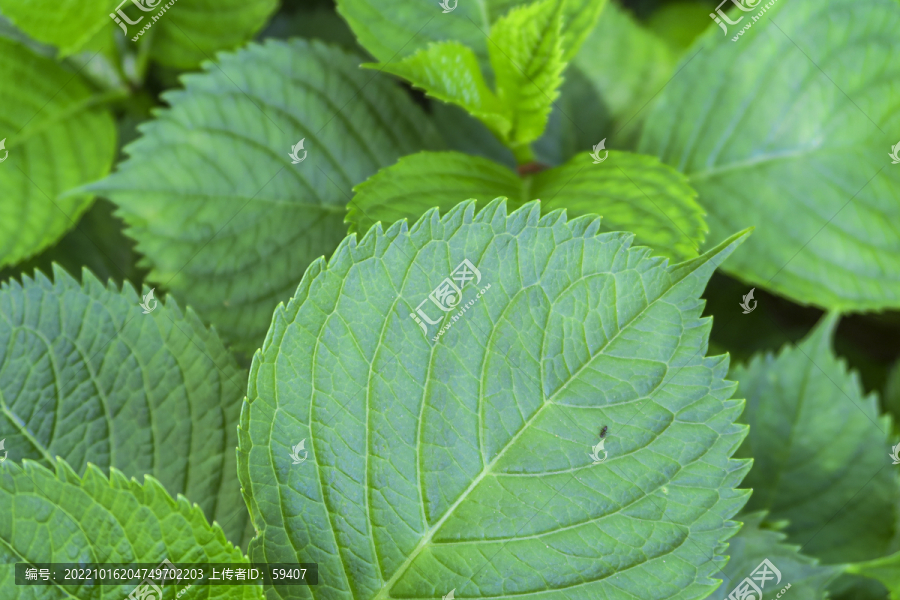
left=145, top=0, right=279, bottom=69
left=336, top=0, right=602, bottom=70
left=708, top=512, right=841, bottom=600
left=0, top=264, right=250, bottom=546
left=573, top=1, right=675, bottom=144
left=372, top=42, right=512, bottom=143
left=846, top=550, right=900, bottom=599
left=346, top=150, right=706, bottom=261
left=239, top=199, right=751, bottom=599
left=733, top=313, right=897, bottom=564
left=0, top=38, right=116, bottom=269
left=646, top=1, right=713, bottom=52
left=533, top=152, right=706, bottom=260
left=0, top=199, right=145, bottom=287
left=0, top=0, right=276, bottom=67
left=0, top=459, right=262, bottom=599
left=345, top=151, right=522, bottom=234
left=488, top=0, right=565, bottom=152
left=89, top=39, right=442, bottom=354
left=0, top=0, right=107, bottom=56
left=370, top=0, right=604, bottom=158
left=639, top=0, right=900, bottom=310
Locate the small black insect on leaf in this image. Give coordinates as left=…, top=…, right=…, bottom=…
left=600, top=425, right=608, bottom=439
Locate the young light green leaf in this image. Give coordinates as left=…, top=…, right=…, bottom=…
left=488, top=0, right=565, bottom=152
left=708, top=512, right=841, bottom=600
left=368, top=0, right=604, bottom=156
left=639, top=0, right=900, bottom=310
left=240, top=199, right=751, bottom=599
left=346, top=150, right=706, bottom=261
left=336, top=0, right=603, bottom=71
left=0, top=38, right=116, bottom=269
left=0, top=0, right=276, bottom=66
left=371, top=42, right=512, bottom=143
left=88, top=39, right=442, bottom=353
left=733, top=314, right=897, bottom=565
left=0, top=264, right=250, bottom=546
left=0, top=459, right=262, bottom=599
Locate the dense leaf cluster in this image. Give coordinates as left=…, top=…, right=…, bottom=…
left=0, top=0, right=898, bottom=598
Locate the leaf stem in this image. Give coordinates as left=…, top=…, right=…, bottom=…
left=512, top=144, right=536, bottom=165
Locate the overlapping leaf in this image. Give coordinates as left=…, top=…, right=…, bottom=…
left=346, top=150, right=706, bottom=260
left=708, top=512, right=841, bottom=600
left=0, top=265, right=249, bottom=545
left=572, top=1, right=675, bottom=144
left=88, top=39, right=442, bottom=353
left=0, top=459, right=262, bottom=599
left=0, top=38, right=116, bottom=269
left=0, top=0, right=276, bottom=67
left=239, top=199, right=750, bottom=599
left=733, top=314, right=897, bottom=564
left=368, top=0, right=604, bottom=158
left=336, top=0, right=603, bottom=70
left=639, top=0, right=900, bottom=310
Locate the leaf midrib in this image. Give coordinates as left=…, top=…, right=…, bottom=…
left=375, top=244, right=709, bottom=599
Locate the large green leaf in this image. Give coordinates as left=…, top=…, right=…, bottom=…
left=733, top=314, right=897, bottom=565
left=0, top=0, right=276, bottom=67
left=0, top=38, right=116, bottom=269
left=846, top=550, right=900, bottom=599
left=0, top=459, right=262, bottom=599
left=0, top=265, right=250, bottom=546
left=346, top=150, right=706, bottom=261
left=572, top=1, right=675, bottom=145
left=639, top=0, right=900, bottom=310
left=239, top=199, right=751, bottom=600
left=89, top=39, right=442, bottom=354
left=708, top=512, right=841, bottom=600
